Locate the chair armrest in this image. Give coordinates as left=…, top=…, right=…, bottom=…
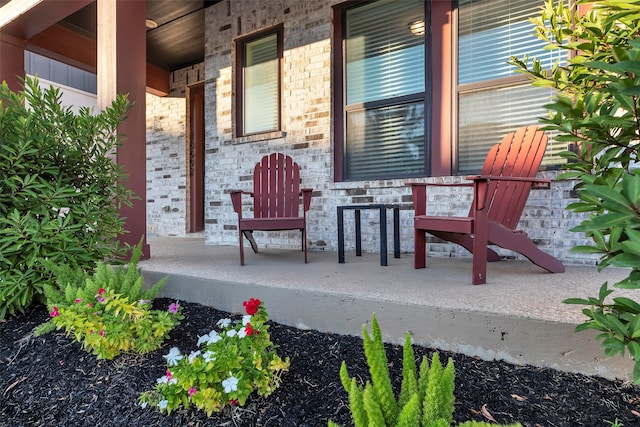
left=230, top=190, right=253, bottom=216
left=301, top=188, right=313, bottom=212
left=466, top=175, right=551, bottom=189
left=405, top=182, right=472, bottom=188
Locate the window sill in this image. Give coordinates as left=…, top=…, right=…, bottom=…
left=234, top=131, right=286, bottom=144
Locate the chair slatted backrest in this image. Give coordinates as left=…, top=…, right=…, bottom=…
left=474, top=126, right=548, bottom=230
left=253, top=153, right=300, bottom=219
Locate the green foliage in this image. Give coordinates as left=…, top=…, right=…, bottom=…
left=0, top=76, right=134, bottom=319
left=510, top=0, right=640, bottom=383
left=139, top=298, right=290, bottom=416
left=330, top=314, right=521, bottom=427
left=35, top=240, right=180, bottom=359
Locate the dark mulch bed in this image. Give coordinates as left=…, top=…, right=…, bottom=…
left=1, top=298, right=640, bottom=427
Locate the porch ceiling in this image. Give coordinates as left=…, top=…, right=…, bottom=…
left=59, top=0, right=221, bottom=72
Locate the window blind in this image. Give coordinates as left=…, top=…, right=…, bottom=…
left=458, top=83, right=564, bottom=174
left=458, top=0, right=563, bottom=84
left=346, top=102, right=425, bottom=180
left=244, top=33, right=278, bottom=134
left=344, top=0, right=426, bottom=180
left=457, top=0, right=568, bottom=173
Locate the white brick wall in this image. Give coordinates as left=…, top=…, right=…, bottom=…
left=145, top=0, right=599, bottom=266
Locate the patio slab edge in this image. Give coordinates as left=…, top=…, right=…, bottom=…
left=143, top=270, right=634, bottom=382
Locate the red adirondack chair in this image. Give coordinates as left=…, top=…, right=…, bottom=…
left=408, top=126, right=565, bottom=284
left=230, top=153, right=313, bottom=265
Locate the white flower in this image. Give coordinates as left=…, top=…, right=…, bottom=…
left=197, top=330, right=221, bottom=346
left=242, top=315, right=252, bottom=326
left=140, top=401, right=148, bottom=409
left=188, top=350, right=201, bottom=364
left=226, top=329, right=237, bottom=338
left=203, top=350, right=216, bottom=363
left=58, top=207, right=70, bottom=218
left=158, top=400, right=168, bottom=410
left=217, top=318, right=231, bottom=328
left=156, top=375, right=169, bottom=384
left=238, top=327, right=247, bottom=339
left=222, top=376, right=239, bottom=393
left=163, top=347, right=183, bottom=366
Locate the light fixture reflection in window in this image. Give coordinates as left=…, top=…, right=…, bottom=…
left=409, top=20, right=425, bottom=36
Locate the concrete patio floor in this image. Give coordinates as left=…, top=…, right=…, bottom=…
left=140, top=236, right=637, bottom=382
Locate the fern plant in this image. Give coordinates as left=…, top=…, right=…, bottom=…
left=329, top=314, right=522, bottom=427
left=35, top=239, right=181, bottom=359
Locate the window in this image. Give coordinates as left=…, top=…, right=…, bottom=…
left=236, top=28, right=282, bottom=136
left=339, top=0, right=427, bottom=181
left=457, top=0, right=568, bottom=174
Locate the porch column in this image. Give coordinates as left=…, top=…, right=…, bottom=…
left=0, top=32, right=25, bottom=92
left=97, top=0, right=150, bottom=258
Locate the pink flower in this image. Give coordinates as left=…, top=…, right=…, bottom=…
left=99, top=330, right=105, bottom=337
left=188, top=387, right=197, bottom=398
left=50, top=306, right=60, bottom=317
left=74, top=298, right=82, bottom=304
left=229, top=399, right=238, bottom=406
left=87, top=303, right=93, bottom=308
left=97, top=288, right=106, bottom=295
left=168, top=302, right=180, bottom=314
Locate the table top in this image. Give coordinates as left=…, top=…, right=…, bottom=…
left=337, top=204, right=400, bottom=210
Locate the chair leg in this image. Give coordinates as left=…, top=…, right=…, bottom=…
left=472, top=216, right=488, bottom=285
left=239, top=230, right=245, bottom=266
left=414, top=229, right=426, bottom=269
left=303, top=228, right=308, bottom=263
left=243, top=231, right=258, bottom=253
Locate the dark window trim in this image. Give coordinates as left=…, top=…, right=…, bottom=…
left=234, top=24, right=283, bottom=138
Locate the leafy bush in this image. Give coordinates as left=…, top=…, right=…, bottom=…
left=139, top=298, right=290, bottom=416
left=510, top=0, right=640, bottom=382
left=329, top=314, right=522, bottom=427
left=35, top=241, right=180, bottom=359
left=0, top=76, right=134, bottom=319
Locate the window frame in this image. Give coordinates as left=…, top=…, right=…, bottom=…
left=234, top=25, right=283, bottom=138
left=454, top=0, right=571, bottom=174
left=332, top=0, right=453, bottom=182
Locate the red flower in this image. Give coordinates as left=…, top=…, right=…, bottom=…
left=97, top=288, right=106, bottom=295
left=243, top=298, right=261, bottom=315
left=99, top=330, right=105, bottom=337
left=50, top=306, right=60, bottom=317
left=245, top=323, right=254, bottom=336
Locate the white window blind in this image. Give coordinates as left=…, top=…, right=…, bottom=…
left=344, top=0, right=426, bottom=180
left=457, top=0, right=568, bottom=173
left=458, top=84, right=564, bottom=174
left=243, top=33, right=278, bottom=135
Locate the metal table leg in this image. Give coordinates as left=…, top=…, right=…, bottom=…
left=379, top=206, right=387, bottom=266
left=337, top=206, right=345, bottom=263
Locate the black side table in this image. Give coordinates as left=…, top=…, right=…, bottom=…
left=337, top=204, right=401, bottom=266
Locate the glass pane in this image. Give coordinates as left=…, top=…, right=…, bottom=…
left=346, top=102, right=425, bottom=180
left=244, top=33, right=278, bottom=134
left=458, top=0, right=566, bottom=84
left=346, top=0, right=424, bottom=104
left=458, top=84, right=564, bottom=174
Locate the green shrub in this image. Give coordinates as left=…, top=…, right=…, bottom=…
left=329, top=314, right=521, bottom=427
left=510, top=0, right=640, bottom=382
left=139, top=298, right=289, bottom=416
left=0, top=76, right=134, bottom=319
left=35, top=240, right=180, bottom=359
